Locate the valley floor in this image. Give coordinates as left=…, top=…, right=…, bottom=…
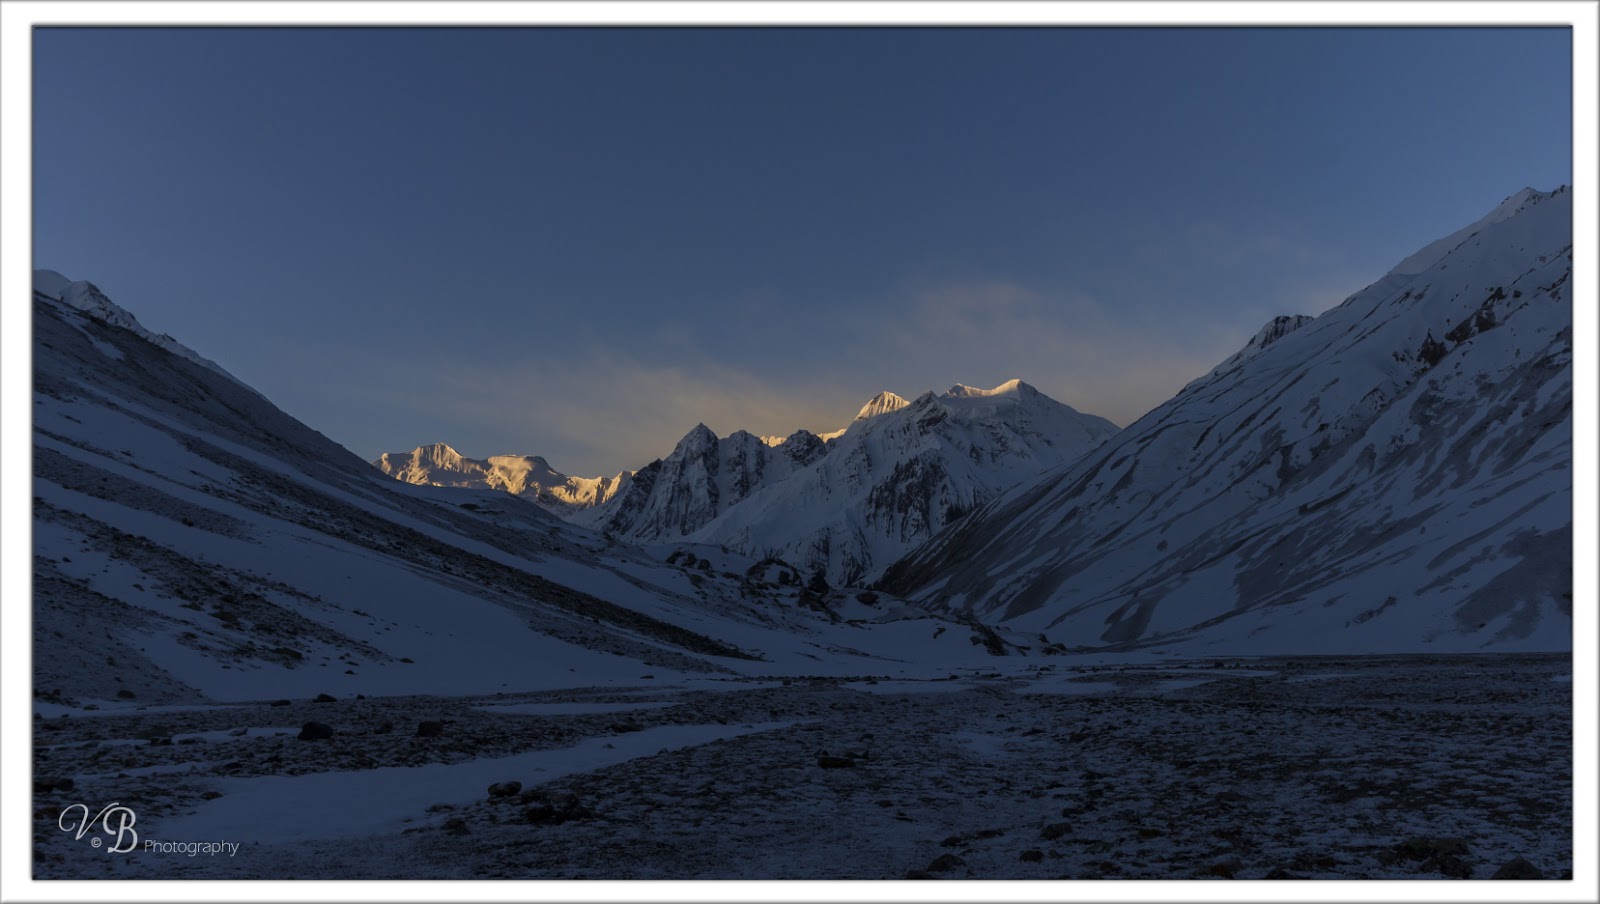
left=33, top=653, right=1570, bottom=880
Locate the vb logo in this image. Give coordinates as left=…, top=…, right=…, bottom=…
left=58, top=803, right=138, bottom=853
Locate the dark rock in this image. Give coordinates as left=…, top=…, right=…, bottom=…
left=115, top=689, right=136, bottom=699
left=940, top=834, right=964, bottom=847
left=442, top=817, right=470, bottom=836
left=269, top=699, right=292, bottom=707
left=201, top=791, right=223, bottom=800
left=903, top=870, right=937, bottom=879
left=1040, top=821, right=1072, bottom=841
left=1491, top=857, right=1543, bottom=879
left=487, top=781, right=523, bottom=799
left=610, top=720, right=644, bottom=734
left=33, top=777, right=74, bottom=793
left=416, top=720, right=445, bottom=738
left=816, top=755, right=856, bottom=769
left=372, top=721, right=394, bottom=735
left=523, top=790, right=591, bottom=825
left=313, top=693, right=337, bottom=703
left=926, top=853, right=965, bottom=873
left=297, top=721, right=334, bottom=741
left=1213, top=789, right=1246, bottom=803
left=1019, top=849, right=1044, bottom=863
left=1393, top=837, right=1472, bottom=878
left=1207, top=859, right=1243, bottom=879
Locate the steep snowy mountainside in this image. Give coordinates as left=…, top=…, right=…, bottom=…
left=591, top=379, right=1117, bottom=587
left=33, top=269, right=256, bottom=393
left=31, top=274, right=1025, bottom=706
left=373, top=443, right=631, bottom=514
left=882, top=186, right=1572, bottom=655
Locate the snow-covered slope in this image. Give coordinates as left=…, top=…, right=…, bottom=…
left=373, top=443, right=631, bottom=514
left=31, top=274, right=1039, bottom=707
left=33, top=269, right=257, bottom=393
left=593, top=381, right=1118, bottom=587
left=882, top=187, right=1573, bottom=655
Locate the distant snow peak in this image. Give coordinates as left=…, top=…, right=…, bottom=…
left=589, top=374, right=1118, bottom=585
left=943, top=378, right=1029, bottom=399
left=855, top=391, right=911, bottom=421
left=373, top=443, right=630, bottom=513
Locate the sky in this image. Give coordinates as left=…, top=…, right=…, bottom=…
left=33, top=27, right=1573, bottom=476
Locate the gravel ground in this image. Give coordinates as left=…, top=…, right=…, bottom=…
left=33, top=653, right=1570, bottom=880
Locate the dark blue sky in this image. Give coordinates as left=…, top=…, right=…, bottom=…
left=34, top=28, right=1571, bottom=475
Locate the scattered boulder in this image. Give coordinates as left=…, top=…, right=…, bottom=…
left=372, top=721, right=394, bottom=735
left=416, top=720, right=445, bottom=738
left=610, top=719, right=644, bottom=734
left=297, top=721, right=334, bottom=741
left=313, top=693, right=337, bottom=703
left=1207, top=859, right=1244, bottom=879
left=33, top=777, right=74, bottom=794
left=816, top=755, right=856, bottom=769
left=201, top=791, right=223, bottom=801
left=442, top=817, right=471, bottom=836
left=1491, top=857, right=1543, bottom=880
left=115, top=689, right=136, bottom=700
left=1391, top=837, right=1473, bottom=878
left=926, top=853, right=965, bottom=873
left=1019, top=849, right=1044, bottom=863
left=487, top=781, right=523, bottom=799
left=523, top=790, right=592, bottom=825
left=1039, top=821, right=1072, bottom=841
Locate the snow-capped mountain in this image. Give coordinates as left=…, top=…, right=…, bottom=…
left=373, top=443, right=631, bottom=514
left=578, top=424, right=833, bottom=538
left=592, top=380, right=1118, bottom=586
left=31, top=272, right=1026, bottom=706
left=882, top=187, right=1573, bottom=654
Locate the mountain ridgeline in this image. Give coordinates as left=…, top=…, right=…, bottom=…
left=881, top=186, right=1573, bottom=654
left=374, top=444, right=633, bottom=514
left=380, top=381, right=1120, bottom=588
